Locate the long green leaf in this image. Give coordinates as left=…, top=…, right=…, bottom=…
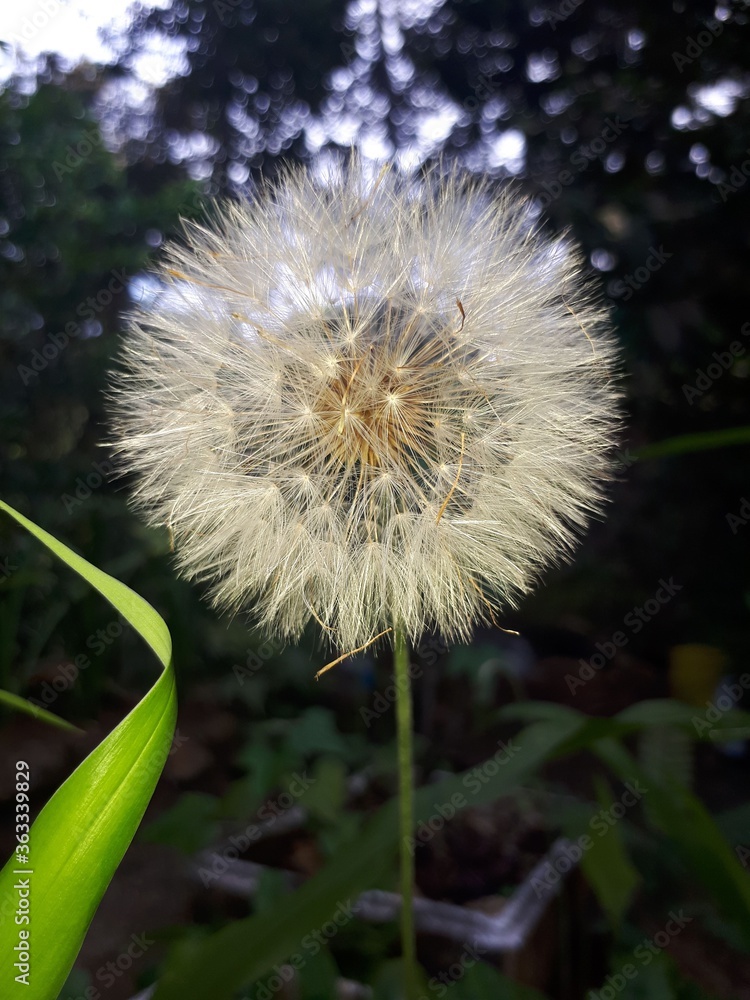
left=578, top=776, right=640, bottom=928
left=0, top=688, right=81, bottom=732
left=635, top=425, right=750, bottom=460
left=594, top=738, right=750, bottom=944
left=501, top=698, right=750, bottom=742
left=0, top=500, right=177, bottom=1000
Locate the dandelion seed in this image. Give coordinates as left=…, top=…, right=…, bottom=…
left=110, top=160, right=621, bottom=652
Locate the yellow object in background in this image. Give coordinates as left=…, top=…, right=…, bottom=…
left=669, top=643, right=727, bottom=706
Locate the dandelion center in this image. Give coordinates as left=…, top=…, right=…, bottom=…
left=315, top=335, right=434, bottom=472
left=274, top=299, right=482, bottom=525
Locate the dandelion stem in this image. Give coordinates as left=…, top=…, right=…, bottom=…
left=394, top=628, right=419, bottom=997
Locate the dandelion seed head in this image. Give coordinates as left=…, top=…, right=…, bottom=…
left=110, top=160, right=621, bottom=651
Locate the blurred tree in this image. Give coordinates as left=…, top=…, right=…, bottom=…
left=0, top=62, right=199, bottom=498
left=117, top=0, right=750, bottom=653
left=115, top=0, right=349, bottom=187
left=0, top=61, right=203, bottom=699
left=395, top=0, right=750, bottom=650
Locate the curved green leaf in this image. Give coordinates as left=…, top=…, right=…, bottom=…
left=0, top=500, right=177, bottom=1000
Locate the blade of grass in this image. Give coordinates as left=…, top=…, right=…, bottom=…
left=635, top=425, right=750, bottom=460
left=0, top=500, right=177, bottom=1000
left=0, top=688, right=81, bottom=732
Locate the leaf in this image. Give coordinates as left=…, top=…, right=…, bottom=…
left=254, top=866, right=291, bottom=916
left=634, top=956, right=679, bottom=1000
left=617, top=699, right=750, bottom=742
left=0, top=687, right=81, bottom=732
left=495, top=700, right=585, bottom=724
left=594, top=738, right=750, bottom=945
left=0, top=500, right=177, bottom=1000
left=503, top=697, right=750, bottom=743
left=287, top=706, right=349, bottom=758
left=304, top=756, right=347, bottom=825
left=297, top=946, right=339, bottom=1000
left=635, top=425, right=750, bottom=460
left=616, top=699, right=705, bottom=728
left=140, top=792, right=219, bottom=855
left=579, top=776, right=640, bottom=929
left=371, top=958, right=429, bottom=999
left=57, top=967, right=92, bottom=1000
left=456, top=963, right=547, bottom=999
left=638, top=725, right=693, bottom=821
left=154, top=704, right=750, bottom=999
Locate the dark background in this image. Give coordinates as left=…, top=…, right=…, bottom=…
left=1, top=2, right=749, bottom=998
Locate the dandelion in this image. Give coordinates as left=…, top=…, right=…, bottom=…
left=110, top=160, right=620, bottom=997
left=110, top=161, right=620, bottom=655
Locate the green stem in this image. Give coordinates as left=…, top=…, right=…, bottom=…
left=394, top=628, right=419, bottom=997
